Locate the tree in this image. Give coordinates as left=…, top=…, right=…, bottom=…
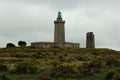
left=6, top=43, right=15, bottom=48
left=18, top=41, right=27, bottom=47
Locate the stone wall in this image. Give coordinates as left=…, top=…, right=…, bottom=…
left=31, top=42, right=79, bottom=48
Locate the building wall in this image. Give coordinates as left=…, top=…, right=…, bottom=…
left=31, top=42, right=79, bottom=48
left=31, top=42, right=54, bottom=48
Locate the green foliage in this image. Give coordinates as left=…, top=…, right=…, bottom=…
left=106, top=58, right=120, bottom=67
left=76, top=56, right=89, bottom=61
left=13, top=52, right=30, bottom=58
left=0, top=74, right=11, bottom=80
left=6, top=43, right=15, bottom=48
left=0, top=64, right=8, bottom=72
left=105, top=70, right=115, bottom=80
left=40, top=76, right=52, bottom=80
left=113, top=74, right=120, bottom=80
left=92, top=51, right=99, bottom=55
left=50, top=63, right=76, bottom=78
left=18, top=41, right=27, bottom=47
left=77, top=63, right=93, bottom=75
left=32, top=52, right=46, bottom=58
left=58, top=56, right=65, bottom=62
left=88, top=59, right=102, bottom=68
left=0, top=47, right=119, bottom=80
left=11, top=61, right=38, bottom=74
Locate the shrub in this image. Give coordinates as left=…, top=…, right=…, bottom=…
left=92, top=52, right=99, bottom=55
left=13, top=52, right=30, bottom=58
left=0, top=74, right=11, bottom=80
left=40, top=76, right=52, bottom=80
left=18, top=41, right=27, bottom=47
left=105, top=70, right=115, bottom=80
left=32, top=52, right=45, bottom=58
left=0, top=64, right=8, bottom=72
left=11, top=61, right=38, bottom=74
left=113, top=74, right=120, bottom=80
left=88, top=59, right=102, bottom=68
left=51, top=64, right=75, bottom=78
left=57, top=64, right=73, bottom=73
left=50, top=71, right=58, bottom=77
left=6, top=43, right=15, bottom=48
left=64, top=54, right=68, bottom=57
left=76, top=56, right=89, bottom=61
left=58, top=56, right=65, bottom=62
left=50, top=61, right=60, bottom=68
left=90, top=68, right=101, bottom=73
left=106, top=58, right=120, bottom=67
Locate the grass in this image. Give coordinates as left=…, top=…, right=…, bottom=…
left=0, top=47, right=120, bottom=80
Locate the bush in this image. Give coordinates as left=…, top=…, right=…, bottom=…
left=13, top=52, right=30, bottom=58
left=105, top=70, right=115, bottom=80
left=6, top=43, right=15, bottom=48
left=51, top=64, right=75, bottom=78
left=32, top=52, right=45, bottom=59
left=0, top=64, right=8, bottom=72
left=58, top=56, right=65, bottom=62
left=92, top=52, right=98, bottom=55
left=18, top=41, right=27, bottom=47
left=106, top=58, right=120, bottom=67
left=88, top=59, right=102, bottom=68
left=11, top=61, right=38, bottom=74
left=40, top=76, right=52, bottom=80
left=0, top=74, right=11, bottom=80
left=113, top=74, right=120, bottom=80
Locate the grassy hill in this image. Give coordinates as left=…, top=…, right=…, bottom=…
left=0, top=47, right=120, bottom=80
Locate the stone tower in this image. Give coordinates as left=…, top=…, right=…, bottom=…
left=54, top=11, right=65, bottom=47
left=86, top=32, right=95, bottom=48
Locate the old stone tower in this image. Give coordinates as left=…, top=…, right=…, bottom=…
left=54, top=11, right=65, bottom=47
left=86, top=32, right=95, bottom=48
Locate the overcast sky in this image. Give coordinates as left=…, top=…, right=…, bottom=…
left=0, top=0, right=120, bottom=50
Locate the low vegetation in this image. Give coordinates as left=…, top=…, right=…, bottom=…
left=0, top=47, right=120, bottom=80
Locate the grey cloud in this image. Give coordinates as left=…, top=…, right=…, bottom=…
left=0, top=0, right=120, bottom=50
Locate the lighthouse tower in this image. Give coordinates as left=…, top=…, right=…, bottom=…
left=54, top=11, right=65, bottom=47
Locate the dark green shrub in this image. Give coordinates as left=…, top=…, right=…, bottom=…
left=18, top=41, right=27, bottom=47
left=92, top=52, right=99, bottom=55
left=58, top=56, right=65, bottom=62
left=12, top=61, right=38, bottom=74
left=13, top=52, right=30, bottom=58
left=50, top=71, right=57, bottom=77
left=106, top=58, right=120, bottom=67
left=88, top=59, right=102, bottom=68
left=105, top=70, right=115, bottom=80
left=6, top=43, right=15, bottom=48
left=32, top=52, right=46, bottom=59
left=76, top=56, right=89, bottom=61
left=77, top=63, right=93, bottom=76
left=0, top=64, right=8, bottom=72
left=36, top=52, right=42, bottom=55
left=58, top=74, right=72, bottom=79
left=113, top=74, right=120, bottom=80
left=32, top=54, right=44, bottom=58
left=40, top=76, right=52, bottom=80
left=51, top=63, right=75, bottom=78
left=0, top=74, right=11, bottom=80
left=64, top=54, right=68, bottom=57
